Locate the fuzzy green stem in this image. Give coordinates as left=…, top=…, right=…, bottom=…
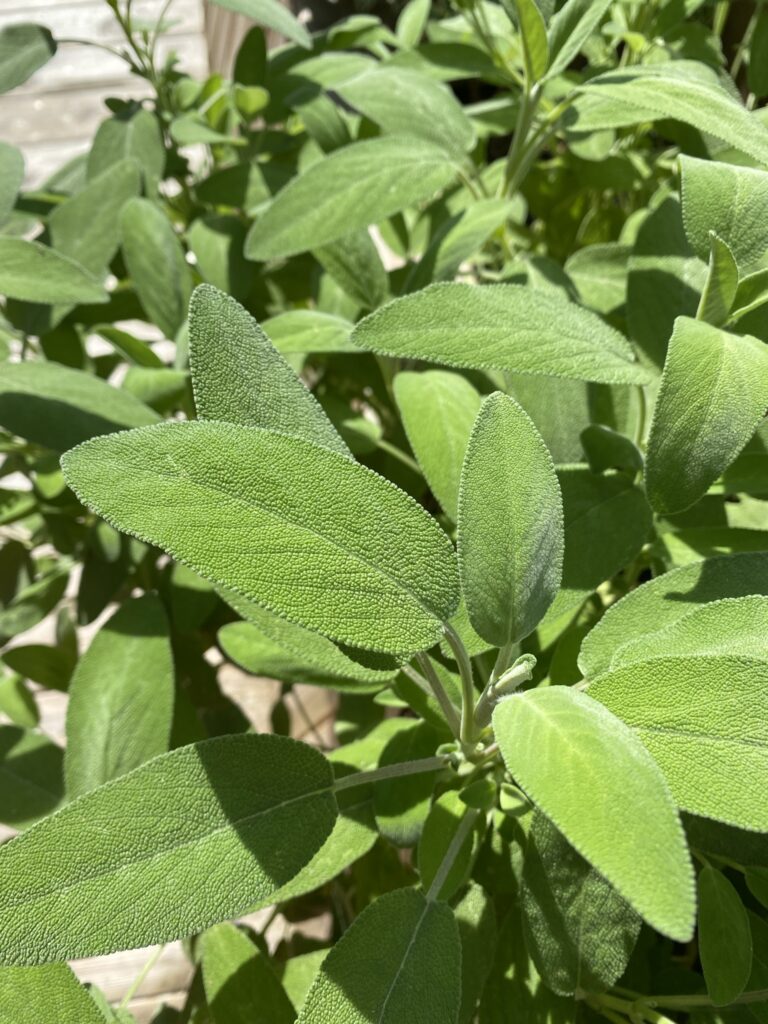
left=426, top=808, right=480, bottom=901
left=443, top=623, right=478, bottom=745
left=334, top=757, right=447, bottom=792
left=413, top=655, right=462, bottom=738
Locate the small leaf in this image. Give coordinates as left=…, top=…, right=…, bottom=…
left=645, top=317, right=768, bottom=515
left=352, top=283, right=650, bottom=386
left=313, top=231, right=389, bottom=310
left=696, top=234, right=738, bottom=328
left=65, top=595, right=175, bottom=798
left=209, top=0, right=311, bottom=49
left=0, top=963, right=104, bottom=1024
left=0, top=734, right=337, bottom=964
left=87, top=109, right=165, bottom=195
left=512, top=0, right=549, bottom=81
left=698, top=865, right=752, bottom=1006
left=458, top=392, right=563, bottom=646
left=0, top=23, right=56, bottom=94
left=0, top=239, right=107, bottom=305
left=0, top=726, right=63, bottom=829
left=396, top=0, right=431, bottom=48
left=493, top=687, right=695, bottom=941
left=546, top=0, right=613, bottom=79
left=297, top=888, right=462, bottom=1024
left=245, top=136, right=458, bottom=260
left=189, top=285, right=348, bottom=455
left=61, top=421, right=459, bottom=656
left=201, top=922, right=295, bottom=1024
left=589, top=655, right=768, bottom=832
left=0, top=142, right=24, bottom=224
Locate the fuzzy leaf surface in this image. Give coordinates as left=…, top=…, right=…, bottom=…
left=0, top=963, right=104, bottom=1024
left=201, top=922, right=295, bottom=1024
left=0, top=239, right=107, bottom=305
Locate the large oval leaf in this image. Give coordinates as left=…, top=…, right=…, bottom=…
left=0, top=238, right=107, bottom=305
left=61, top=421, right=459, bottom=655
left=0, top=734, right=337, bottom=965
left=352, top=283, right=650, bottom=385
left=201, top=922, right=295, bottom=1024
left=493, top=687, right=695, bottom=941
left=0, top=23, right=56, bottom=94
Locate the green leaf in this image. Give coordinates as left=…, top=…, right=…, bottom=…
left=749, top=7, right=768, bottom=99
left=513, top=0, right=549, bottom=82
left=65, top=595, right=174, bottom=799
left=87, top=109, right=165, bottom=196
left=588, top=655, right=768, bottom=832
left=61, top=421, right=459, bottom=655
left=0, top=734, right=337, bottom=964
left=454, top=882, right=497, bottom=1024
left=334, top=65, right=476, bottom=155
left=645, top=317, right=768, bottom=515
left=0, top=361, right=159, bottom=452
left=0, top=726, right=63, bottom=829
left=396, top=0, right=431, bottom=48
left=314, top=231, right=389, bottom=310
left=394, top=369, right=482, bottom=521
left=201, top=922, right=295, bottom=1024
left=188, top=285, right=348, bottom=455
left=0, top=963, right=104, bottom=1024
left=352, top=283, right=651, bottom=385
left=280, top=951, right=327, bottom=1015
left=458, top=392, right=563, bottom=646
left=187, top=215, right=252, bottom=301
left=209, top=0, right=311, bottom=49
left=492, top=687, right=695, bottom=941
left=680, top=156, right=768, bottom=274
left=0, top=239, right=107, bottom=305
left=374, top=720, right=443, bottom=846
left=572, top=62, right=768, bottom=167
left=1, top=644, right=72, bottom=691
left=520, top=810, right=641, bottom=995
left=262, top=310, right=355, bottom=354
left=0, top=674, right=38, bottom=728
left=546, top=0, right=612, bottom=79
left=245, top=137, right=458, bottom=260
left=0, top=23, right=56, bottom=94
left=297, top=888, right=462, bottom=1024
left=581, top=424, right=643, bottom=477
left=0, top=142, right=24, bottom=224
left=696, top=234, right=738, bottom=328
left=93, top=325, right=164, bottom=368
left=418, top=790, right=481, bottom=900
left=698, top=865, right=752, bottom=1006
left=120, top=198, right=193, bottom=339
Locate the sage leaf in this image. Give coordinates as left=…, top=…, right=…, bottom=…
left=696, top=234, right=738, bottom=328
left=0, top=734, right=337, bottom=964
left=520, top=811, right=641, bottom=995
left=0, top=23, right=56, bottom=94
left=645, top=317, right=768, bottom=515
left=245, top=136, right=458, bottom=260
left=375, top=720, right=443, bottom=846
left=189, top=285, right=348, bottom=455
left=0, top=142, right=24, bottom=225
left=64, top=595, right=175, bottom=799
left=314, top=231, right=389, bottom=310
left=394, top=369, right=482, bottom=521
left=61, top=421, right=459, bottom=655
left=546, top=0, right=613, bottom=79
left=0, top=239, right=107, bottom=305
left=454, top=882, right=497, bottom=1024
left=698, top=865, right=752, bottom=1006
left=0, top=726, right=63, bottom=829
left=201, top=922, right=295, bottom=1024
left=297, top=888, right=462, bottom=1024
left=0, top=963, right=104, bottom=1024
left=588, top=655, right=768, bottom=831
left=87, top=109, right=165, bottom=196
left=262, top=310, right=355, bottom=354
left=209, top=0, right=311, bottom=49
left=0, top=361, right=159, bottom=452
left=492, top=687, right=695, bottom=941
left=352, top=283, right=651, bottom=386
left=418, top=790, right=481, bottom=900
left=458, top=392, right=563, bottom=646
left=513, top=0, right=549, bottom=82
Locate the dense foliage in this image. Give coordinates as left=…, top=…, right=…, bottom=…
left=1, top=0, right=768, bottom=1020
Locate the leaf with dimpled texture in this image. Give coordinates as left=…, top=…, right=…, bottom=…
left=201, top=922, right=295, bottom=1024
left=0, top=963, right=105, bottom=1024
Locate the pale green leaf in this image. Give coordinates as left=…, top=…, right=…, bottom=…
left=698, top=865, right=752, bottom=1006
left=0, top=734, right=337, bottom=964
left=188, top=285, right=348, bottom=455
left=261, top=310, right=356, bottom=354
left=314, top=231, right=389, bottom=310
left=565, top=242, right=630, bottom=316
left=396, top=0, right=431, bottom=48
left=493, top=687, right=695, bottom=941
left=245, top=137, right=458, bottom=261
left=65, top=595, right=174, bottom=799
left=374, top=720, right=443, bottom=846
left=589, top=655, right=768, bottom=831
left=187, top=214, right=251, bottom=300
left=87, top=109, right=165, bottom=195
left=280, top=951, right=328, bottom=1015
left=394, top=369, right=482, bottom=520
left=458, top=392, right=563, bottom=646
left=0, top=238, right=107, bottom=305
left=546, top=0, right=613, bottom=79
left=0, top=726, right=63, bottom=829
left=201, top=922, right=295, bottom=1024
left=0, top=963, right=104, bottom=1024
left=297, top=888, right=462, bottom=1024
left=513, top=0, right=549, bottom=81
left=353, top=283, right=650, bottom=385
left=93, top=325, right=164, bottom=368
left=120, top=198, right=193, bottom=339
left=61, top=421, right=459, bottom=655
left=454, top=882, right=496, bottom=1024
left=696, top=234, right=738, bottom=328
left=209, top=0, right=311, bottom=49
left=0, top=361, right=159, bottom=452
left=645, top=317, right=768, bottom=515
left=0, top=142, right=24, bottom=224
left=0, top=24, right=56, bottom=94
left=0, top=674, right=38, bottom=728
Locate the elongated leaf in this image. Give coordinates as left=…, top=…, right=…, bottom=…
left=394, top=369, right=482, bottom=520
left=696, top=234, right=738, bottom=328
left=572, top=62, right=768, bottom=166
left=352, top=283, right=650, bottom=385
left=493, top=688, right=695, bottom=941
left=87, top=109, right=165, bottom=195
left=209, top=0, right=311, bottom=48
left=589, top=655, right=768, bottom=831
left=314, top=231, right=388, bottom=310
left=458, top=392, right=563, bottom=646
left=62, top=421, right=459, bottom=655
left=188, top=285, right=348, bottom=456
left=546, top=0, right=612, bottom=79
left=262, top=310, right=355, bottom=354
left=0, top=239, right=107, bottom=305
left=0, top=142, right=23, bottom=224
left=418, top=790, right=480, bottom=900
left=0, top=361, right=159, bottom=452
left=374, top=720, right=443, bottom=846
left=396, top=0, right=430, bottom=47
left=454, top=882, right=496, bottom=1024
left=645, top=317, right=768, bottom=515
left=521, top=811, right=641, bottom=995
left=698, top=865, right=752, bottom=1006
left=201, top=922, right=295, bottom=1024
left=297, top=888, right=462, bottom=1024
left=0, top=734, right=337, bottom=964
left=245, top=136, right=458, bottom=260
left=513, top=0, right=549, bottom=81
left=0, top=726, right=63, bottom=829
left=0, top=963, right=104, bottom=1024
left=65, top=595, right=174, bottom=799
left=334, top=65, right=475, bottom=155
left=680, top=156, right=768, bottom=273
left=120, top=198, right=193, bottom=339
left=0, top=23, right=56, bottom=94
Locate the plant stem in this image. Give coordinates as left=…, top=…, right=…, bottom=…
left=647, top=988, right=768, bottom=1010
left=426, top=808, right=480, bottom=901
left=413, top=655, right=462, bottom=738
left=375, top=437, right=422, bottom=476
left=443, top=623, right=478, bottom=745
left=119, top=944, right=166, bottom=1009
left=333, top=756, right=447, bottom=792
left=501, top=82, right=541, bottom=197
